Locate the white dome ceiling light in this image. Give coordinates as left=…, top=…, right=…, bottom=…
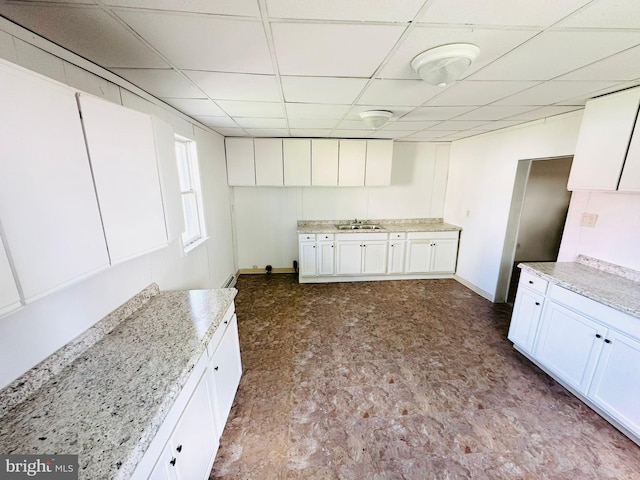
left=359, top=110, right=393, bottom=129
left=410, top=43, right=480, bottom=87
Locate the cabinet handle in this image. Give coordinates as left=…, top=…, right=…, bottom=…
left=176, top=445, right=183, bottom=453
left=528, top=280, right=534, bottom=284
left=535, top=302, right=540, bottom=306
left=331, top=245, right=334, bottom=248
left=313, top=245, right=316, bottom=248
left=604, top=339, right=612, bottom=344
left=169, top=458, right=176, bottom=467
left=595, top=334, right=602, bottom=339
left=214, top=366, right=219, bottom=371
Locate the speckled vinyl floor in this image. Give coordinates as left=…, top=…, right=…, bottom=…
left=210, top=274, right=640, bottom=479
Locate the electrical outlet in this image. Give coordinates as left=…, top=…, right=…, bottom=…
left=580, top=213, right=598, bottom=228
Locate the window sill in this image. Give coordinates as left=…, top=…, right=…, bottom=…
left=183, top=236, right=209, bottom=256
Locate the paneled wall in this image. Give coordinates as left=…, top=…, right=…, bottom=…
left=232, top=142, right=450, bottom=270
left=0, top=26, right=235, bottom=388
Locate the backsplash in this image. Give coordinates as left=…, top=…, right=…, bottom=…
left=577, top=255, right=640, bottom=283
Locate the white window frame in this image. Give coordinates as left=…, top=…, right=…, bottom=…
left=174, top=135, right=207, bottom=252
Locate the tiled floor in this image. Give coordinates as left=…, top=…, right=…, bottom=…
left=210, top=274, right=640, bottom=479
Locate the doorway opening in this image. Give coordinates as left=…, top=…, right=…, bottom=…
left=496, top=156, right=573, bottom=304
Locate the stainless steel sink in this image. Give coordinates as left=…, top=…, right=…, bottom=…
left=335, top=224, right=382, bottom=230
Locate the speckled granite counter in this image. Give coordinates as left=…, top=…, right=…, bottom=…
left=297, top=218, right=462, bottom=234
left=0, top=287, right=237, bottom=479
left=520, top=260, right=640, bottom=319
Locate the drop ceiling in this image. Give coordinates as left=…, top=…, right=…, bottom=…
left=1, top=0, right=639, bottom=141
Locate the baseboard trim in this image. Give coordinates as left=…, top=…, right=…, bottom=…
left=454, top=274, right=495, bottom=302
left=237, top=268, right=296, bottom=275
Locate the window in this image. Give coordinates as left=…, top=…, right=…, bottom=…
left=174, top=136, right=206, bottom=250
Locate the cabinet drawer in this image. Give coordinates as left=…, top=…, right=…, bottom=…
left=317, top=233, right=334, bottom=241
left=389, top=232, right=406, bottom=240
left=407, top=231, right=458, bottom=240
left=298, top=234, right=315, bottom=242
left=519, top=270, right=548, bottom=295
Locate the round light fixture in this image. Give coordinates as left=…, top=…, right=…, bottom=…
left=410, top=43, right=480, bottom=87
left=359, top=110, right=393, bottom=129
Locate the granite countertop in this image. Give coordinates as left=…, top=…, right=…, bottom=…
left=0, top=287, right=237, bottom=479
left=519, top=261, right=640, bottom=319
left=297, top=218, right=462, bottom=234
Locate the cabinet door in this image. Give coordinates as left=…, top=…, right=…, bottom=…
left=338, top=140, right=366, bottom=186
left=567, top=87, right=640, bottom=191
left=312, top=139, right=339, bottom=186
left=0, top=64, right=109, bottom=302
left=534, top=301, right=605, bottom=395
left=430, top=239, right=458, bottom=273
left=588, top=329, right=640, bottom=437
left=618, top=119, right=640, bottom=192
left=299, top=242, right=317, bottom=277
left=152, top=116, right=184, bottom=244
left=225, top=138, right=255, bottom=186
left=78, top=94, right=168, bottom=264
left=387, top=241, right=405, bottom=274
left=148, top=442, right=179, bottom=480
left=254, top=138, right=283, bottom=186
left=0, top=236, right=21, bottom=317
left=283, top=139, right=311, bottom=186
left=362, top=241, right=387, bottom=274
left=209, top=315, right=243, bottom=429
left=365, top=140, right=393, bottom=186
left=318, top=242, right=335, bottom=276
left=405, top=241, right=433, bottom=273
left=169, top=372, right=218, bottom=480
left=336, top=241, right=363, bottom=275
left=508, top=287, right=544, bottom=354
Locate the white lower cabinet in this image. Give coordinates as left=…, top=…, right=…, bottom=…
left=317, top=241, right=335, bottom=276
left=510, top=278, right=640, bottom=444
left=209, top=314, right=243, bottom=430
left=150, top=372, right=218, bottom=480
left=387, top=241, right=406, bottom=274
left=405, top=232, right=459, bottom=274
left=299, top=241, right=317, bottom=277
left=134, top=305, right=242, bottom=480
left=335, top=233, right=387, bottom=275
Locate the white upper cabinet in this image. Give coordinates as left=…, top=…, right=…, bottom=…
left=254, top=138, right=283, bottom=186
left=0, top=62, right=109, bottom=302
left=365, top=140, right=393, bottom=186
left=338, top=140, right=366, bottom=186
left=283, top=139, right=311, bottom=186
left=311, top=139, right=339, bottom=186
left=568, top=87, right=640, bottom=191
left=618, top=119, right=640, bottom=192
left=0, top=236, right=21, bottom=317
left=78, top=93, right=168, bottom=265
left=152, top=116, right=184, bottom=244
left=225, top=138, right=255, bottom=186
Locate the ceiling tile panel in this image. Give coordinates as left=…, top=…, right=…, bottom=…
left=110, top=68, right=204, bottom=97
left=234, top=118, right=288, bottom=129
left=470, top=30, right=640, bottom=81
left=116, top=10, right=273, bottom=73
left=272, top=23, right=405, bottom=77
left=379, top=26, right=538, bottom=80
left=0, top=4, right=168, bottom=67
left=281, top=77, right=368, bottom=104
left=212, top=127, right=248, bottom=136
left=288, top=118, right=339, bottom=129
left=346, top=105, right=414, bottom=120
left=105, top=0, right=261, bottom=17
left=555, top=81, right=639, bottom=105
left=160, top=98, right=226, bottom=116
left=330, top=130, right=374, bottom=138
left=285, top=103, right=350, bottom=119
left=216, top=101, right=284, bottom=118
left=558, top=46, right=640, bottom=81
left=185, top=72, right=280, bottom=101
left=358, top=80, right=442, bottom=106
left=245, top=128, right=290, bottom=137
left=455, top=105, right=537, bottom=121
left=557, top=0, right=640, bottom=28
left=494, top=80, right=619, bottom=106
left=427, top=81, right=540, bottom=106
left=266, top=0, right=424, bottom=22
left=429, top=120, right=491, bottom=130
left=369, top=131, right=413, bottom=139
left=503, top=105, right=584, bottom=121
left=401, top=106, right=477, bottom=121
left=194, top=116, right=238, bottom=127
left=289, top=129, right=333, bottom=137
left=337, top=120, right=379, bottom=130
left=419, top=0, right=591, bottom=27
left=380, top=121, right=440, bottom=130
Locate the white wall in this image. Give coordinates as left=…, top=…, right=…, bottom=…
left=444, top=113, right=583, bottom=300
left=0, top=27, right=235, bottom=388
left=232, top=142, right=450, bottom=270
left=558, top=191, right=640, bottom=270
